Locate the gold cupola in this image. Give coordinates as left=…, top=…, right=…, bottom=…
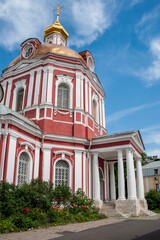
left=44, top=5, right=69, bottom=46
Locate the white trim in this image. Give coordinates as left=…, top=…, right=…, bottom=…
left=16, top=149, right=33, bottom=185
left=12, top=79, right=26, bottom=111
left=5, top=82, right=12, bottom=107
left=19, top=141, right=35, bottom=151
left=55, top=74, right=73, bottom=109
left=53, top=158, right=72, bottom=189
left=6, top=135, right=17, bottom=183
left=46, top=69, right=54, bottom=103
left=33, top=70, right=41, bottom=105
left=74, top=150, right=82, bottom=191
left=54, top=150, right=73, bottom=157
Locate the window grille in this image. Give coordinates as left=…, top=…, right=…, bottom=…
left=99, top=168, right=103, bottom=201
left=16, top=88, right=24, bottom=112
left=55, top=160, right=69, bottom=186
left=57, top=84, right=69, bottom=108
left=18, top=152, right=29, bottom=186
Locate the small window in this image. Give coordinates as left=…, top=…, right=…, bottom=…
left=18, top=152, right=29, bottom=186
left=55, top=160, right=69, bottom=186
left=155, top=183, right=159, bottom=192
left=154, top=169, right=158, bottom=175
left=16, top=88, right=24, bottom=111
left=57, top=84, right=69, bottom=108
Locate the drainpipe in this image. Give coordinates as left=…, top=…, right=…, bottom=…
left=86, top=139, right=92, bottom=197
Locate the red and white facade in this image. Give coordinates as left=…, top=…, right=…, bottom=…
left=0, top=18, right=148, bottom=215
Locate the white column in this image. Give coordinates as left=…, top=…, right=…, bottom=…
left=110, top=162, right=116, bottom=200
left=27, top=71, right=34, bottom=107
left=43, top=148, right=51, bottom=182
left=99, top=97, right=102, bottom=126
left=33, top=70, right=41, bottom=105
left=136, top=158, right=145, bottom=199
left=74, top=150, right=82, bottom=192
left=34, top=146, right=40, bottom=179
left=126, top=149, right=137, bottom=200
left=5, top=82, right=12, bottom=107
left=41, top=69, right=48, bottom=104
left=92, top=153, right=101, bottom=201
left=118, top=150, right=126, bottom=200
left=0, top=134, right=7, bottom=181
left=46, top=69, right=53, bottom=104
left=6, top=135, right=17, bottom=183
left=89, top=154, right=92, bottom=198
left=106, top=162, right=110, bottom=200
left=104, top=162, right=110, bottom=201
left=83, top=151, right=87, bottom=194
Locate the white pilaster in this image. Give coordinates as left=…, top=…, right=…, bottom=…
left=76, top=73, right=81, bottom=108
left=46, top=69, right=53, bottom=104
left=80, top=77, right=84, bottom=110
left=33, top=70, right=41, bottom=105
left=92, top=153, right=101, bottom=202
left=83, top=151, right=87, bottom=194
left=102, top=99, right=106, bottom=128
left=126, top=149, right=137, bottom=200
left=43, top=148, right=51, bottom=182
left=89, top=82, right=92, bottom=115
left=136, top=158, right=145, bottom=200
left=0, top=134, right=7, bottom=181
left=6, top=135, right=17, bottom=183
left=99, top=97, right=102, bottom=126
left=27, top=72, right=34, bottom=107
left=41, top=69, right=48, bottom=104
left=110, top=162, right=116, bottom=200
left=118, top=150, right=126, bottom=200
left=85, top=77, right=88, bottom=112
left=74, top=150, right=82, bottom=192
left=5, top=82, right=12, bottom=107
left=34, top=146, right=40, bottom=179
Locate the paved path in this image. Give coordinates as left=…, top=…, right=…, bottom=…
left=0, top=214, right=160, bottom=240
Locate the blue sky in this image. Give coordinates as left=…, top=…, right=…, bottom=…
left=0, top=0, right=160, bottom=157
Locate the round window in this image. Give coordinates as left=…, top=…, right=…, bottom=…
left=23, top=44, right=33, bottom=58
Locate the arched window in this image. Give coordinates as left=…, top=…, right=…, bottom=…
left=16, top=88, right=24, bottom=111
left=99, top=168, right=103, bottom=201
left=57, top=84, right=69, bottom=109
left=55, top=160, right=69, bottom=186
left=93, top=99, right=98, bottom=121
left=17, top=152, right=30, bottom=186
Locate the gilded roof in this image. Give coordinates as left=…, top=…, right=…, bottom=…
left=8, top=43, right=84, bottom=67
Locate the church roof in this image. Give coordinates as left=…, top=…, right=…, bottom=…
left=8, top=43, right=85, bottom=68
left=0, top=104, right=40, bottom=130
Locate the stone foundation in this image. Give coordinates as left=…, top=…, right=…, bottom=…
left=94, top=199, right=103, bottom=208
left=115, top=199, right=148, bottom=217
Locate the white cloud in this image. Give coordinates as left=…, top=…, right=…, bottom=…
left=107, top=101, right=160, bottom=123
left=68, top=0, right=116, bottom=47
left=0, top=0, right=52, bottom=50
left=130, top=0, right=144, bottom=7
left=146, top=149, right=160, bottom=158
left=137, top=38, right=160, bottom=86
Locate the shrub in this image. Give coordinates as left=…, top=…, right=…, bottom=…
left=53, top=184, right=72, bottom=206
left=145, top=190, right=160, bottom=210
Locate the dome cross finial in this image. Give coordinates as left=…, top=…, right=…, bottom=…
left=53, top=4, right=64, bottom=22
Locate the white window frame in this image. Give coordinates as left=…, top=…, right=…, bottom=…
left=55, top=75, right=73, bottom=109
left=53, top=158, right=72, bottom=189
left=16, top=150, right=33, bottom=186
left=12, top=79, right=26, bottom=111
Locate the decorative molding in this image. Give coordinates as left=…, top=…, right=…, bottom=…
left=19, top=141, right=35, bottom=151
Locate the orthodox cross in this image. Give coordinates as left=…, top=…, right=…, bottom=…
left=53, top=4, right=64, bottom=22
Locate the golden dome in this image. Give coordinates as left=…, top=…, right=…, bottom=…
left=44, top=20, right=69, bottom=41
left=8, top=43, right=84, bottom=67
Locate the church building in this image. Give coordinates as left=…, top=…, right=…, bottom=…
left=0, top=6, right=148, bottom=216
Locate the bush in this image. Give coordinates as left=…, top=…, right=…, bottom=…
left=145, top=190, right=160, bottom=211
left=53, top=184, right=72, bottom=206
left=0, top=180, right=106, bottom=233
